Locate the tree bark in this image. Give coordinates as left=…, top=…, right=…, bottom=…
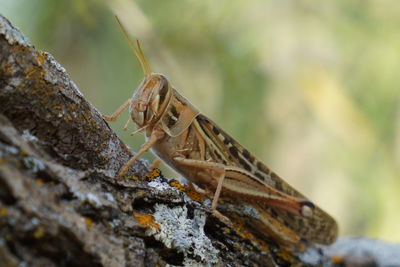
left=1, top=14, right=399, bottom=267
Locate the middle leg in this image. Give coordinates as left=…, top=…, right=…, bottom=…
left=173, top=157, right=227, bottom=211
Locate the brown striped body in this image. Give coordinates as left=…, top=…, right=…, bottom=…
left=149, top=89, right=337, bottom=244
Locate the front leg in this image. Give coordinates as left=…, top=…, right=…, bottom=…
left=118, top=127, right=165, bottom=177
left=103, top=99, right=131, bottom=122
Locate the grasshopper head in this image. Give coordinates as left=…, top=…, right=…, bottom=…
left=115, top=16, right=172, bottom=128
left=131, top=73, right=172, bottom=127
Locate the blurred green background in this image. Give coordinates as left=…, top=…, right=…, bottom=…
left=1, top=0, right=399, bottom=241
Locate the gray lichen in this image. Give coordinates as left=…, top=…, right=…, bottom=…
left=150, top=204, right=220, bottom=265
left=0, top=16, right=30, bottom=46
left=144, top=177, right=220, bottom=264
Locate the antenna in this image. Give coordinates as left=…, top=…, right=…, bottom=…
left=115, top=16, right=151, bottom=77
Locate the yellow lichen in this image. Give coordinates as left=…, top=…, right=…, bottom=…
left=275, top=249, right=296, bottom=263
left=143, top=168, right=161, bottom=181
left=4, top=63, right=13, bottom=76
left=222, top=227, right=231, bottom=233
left=25, top=66, right=36, bottom=79
left=234, top=242, right=243, bottom=250
left=133, top=212, right=160, bottom=229
left=84, top=217, right=94, bottom=228
left=185, top=189, right=206, bottom=202
left=20, top=150, right=29, bottom=157
left=258, top=242, right=269, bottom=252
left=331, top=256, right=344, bottom=264
left=36, top=178, right=44, bottom=185
left=236, top=228, right=255, bottom=240
left=33, top=226, right=45, bottom=239
left=128, top=176, right=140, bottom=181
left=53, top=104, right=62, bottom=110
left=226, top=215, right=271, bottom=253
left=0, top=207, right=8, bottom=216
left=35, top=51, right=47, bottom=66
left=170, top=180, right=186, bottom=191
left=169, top=181, right=206, bottom=203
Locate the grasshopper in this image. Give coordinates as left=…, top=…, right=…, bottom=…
left=104, top=17, right=338, bottom=245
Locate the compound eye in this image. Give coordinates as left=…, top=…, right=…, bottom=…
left=158, top=78, right=169, bottom=105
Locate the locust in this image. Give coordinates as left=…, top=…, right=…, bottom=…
left=104, top=17, right=338, bottom=246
